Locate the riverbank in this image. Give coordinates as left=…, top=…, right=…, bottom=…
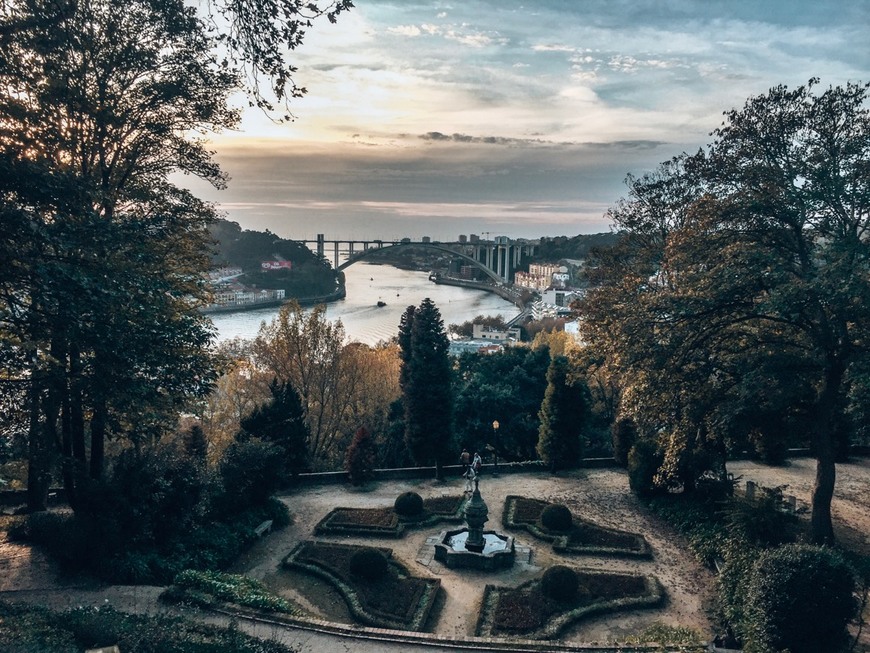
left=201, top=285, right=346, bottom=314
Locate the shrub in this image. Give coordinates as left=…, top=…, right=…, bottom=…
left=740, top=544, right=857, bottom=653
left=540, top=565, right=579, bottom=601
left=540, top=504, right=572, bottom=532
left=394, top=491, right=424, bottom=517
left=611, top=417, right=637, bottom=467
left=217, top=439, right=285, bottom=514
left=345, top=427, right=377, bottom=486
left=349, top=547, right=388, bottom=581
left=627, top=437, right=663, bottom=497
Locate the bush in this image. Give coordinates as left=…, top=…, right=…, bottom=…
left=349, top=547, right=388, bottom=581
left=394, top=491, right=423, bottom=517
left=611, top=417, right=637, bottom=467
left=628, top=438, right=663, bottom=497
left=540, top=504, right=572, bottom=532
left=740, top=544, right=857, bottom=653
left=541, top=565, right=579, bottom=601
left=345, top=427, right=376, bottom=486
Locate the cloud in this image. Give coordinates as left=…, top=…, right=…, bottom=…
left=388, top=24, right=422, bottom=37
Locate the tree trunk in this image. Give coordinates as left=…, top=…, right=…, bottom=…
left=809, top=361, right=843, bottom=545
left=90, top=398, right=106, bottom=480
left=26, top=373, right=49, bottom=513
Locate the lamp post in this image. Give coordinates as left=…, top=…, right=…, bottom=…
left=492, top=420, right=500, bottom=476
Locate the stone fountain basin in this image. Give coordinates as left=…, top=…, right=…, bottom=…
left=433, top=528, right=515, bottom=570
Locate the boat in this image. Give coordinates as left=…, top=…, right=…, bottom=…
left=377, top=300, right=387, bottom=307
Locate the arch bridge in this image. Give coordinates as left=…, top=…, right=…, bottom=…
left=300, top=235, right=536, bottom=283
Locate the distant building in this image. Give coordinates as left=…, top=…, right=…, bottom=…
left=448, top=340, right=505, bottom=356
left=458, top=234, right=468, bottom=244
left=472, top=324, right=521, bottom=341
left=208, top=266, right=243, bottom=282
left=469, top=234, right=480, bottom=244
left=531, top=289, right=583, bottom=320
left=514, top=263, right=569, bottom=291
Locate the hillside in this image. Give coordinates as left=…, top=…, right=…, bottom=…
left=209, top=220, right=340, bottom=297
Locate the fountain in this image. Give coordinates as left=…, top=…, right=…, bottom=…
left=433, top=478, right=515, bottom=570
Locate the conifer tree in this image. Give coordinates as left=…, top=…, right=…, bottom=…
left=537, top=356, right=589, bottom=472
left=398, top=299, right=453, bottom=479
left=240, top=379, right=309, bottom=477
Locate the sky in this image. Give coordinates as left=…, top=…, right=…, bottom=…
left=185, top=0, right=870, bottom=242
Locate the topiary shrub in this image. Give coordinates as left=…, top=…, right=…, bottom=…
left=345, top=427, right=376, bottom=486
left=394, top=491, right=424, bottom=517
left=627, top=437, right=664, bottom=497
left=540, top=504, right=572, bottom=532
left=349, top=547, right=389, bottom=582
left=541, top=565, right=579, bottom=602
left=740, top=544, right=857, bottom=653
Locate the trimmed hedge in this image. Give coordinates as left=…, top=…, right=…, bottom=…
left=394, top=491, right=424, bottom=517
left=541, top=565, right=579, bottom=601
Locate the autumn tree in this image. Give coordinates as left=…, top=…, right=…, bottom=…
left=536, top=355, right=589, bottom=471
left=398, top=299, right=453, bottom=479
left=581, top=80, right=870, bottom=543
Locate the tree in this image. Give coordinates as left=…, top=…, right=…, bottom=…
left=399, top=299, right=453, bottom=479
left=581, top=80, right=870, bottom=543
left=536, top=355, right=589, bottom=471
left=239, top=379, right=309, bottom=477
left=345, top=426, right=376, bottom=486
left=0, top=0, right=238, bottom=510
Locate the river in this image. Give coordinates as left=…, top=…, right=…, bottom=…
left=209, top=262, right=519, bottom=345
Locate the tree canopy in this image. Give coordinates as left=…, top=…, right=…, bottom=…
left=581, top=79, right=870, bottom=543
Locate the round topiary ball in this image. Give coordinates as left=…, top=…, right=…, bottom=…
left=349, top=547, right=389, bottom=582
left=540, top=504, right=573, bottom=532
left=394, top=491, right=424, bottom=517
left=541, top=565, right=579, bottom=602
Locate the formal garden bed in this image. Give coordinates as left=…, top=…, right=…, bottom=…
left=283, top=540, right=441, bottom=631
left=314, top=492, right=466, bottom=537
left=475, top=566, right=665, bottom=639
left=503, top=495, right=651, bottom=557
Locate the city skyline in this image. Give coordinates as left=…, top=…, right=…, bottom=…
left=183, top=0, right=869, bottom=241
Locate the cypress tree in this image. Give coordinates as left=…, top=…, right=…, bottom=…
left=399, top=298, right=453, bottom=479
left=537, top=355, right=589, bottom=472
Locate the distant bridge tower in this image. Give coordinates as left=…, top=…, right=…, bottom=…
left=316, top=233, right=325, bottom=260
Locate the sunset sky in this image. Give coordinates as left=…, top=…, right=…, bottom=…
left=186, top=0, right=869, bottom=242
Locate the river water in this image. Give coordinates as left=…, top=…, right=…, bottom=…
left=210, top=262, right=519, bottom=345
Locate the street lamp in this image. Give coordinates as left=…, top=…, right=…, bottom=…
left=492, top=420, right=500, bottom=475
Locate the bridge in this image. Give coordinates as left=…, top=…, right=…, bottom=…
left=299, top=235, right=538, bottom=283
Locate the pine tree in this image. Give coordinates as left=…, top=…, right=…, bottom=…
left=537, top=356, right=589, bottom=472
left=399, top=299, right=453, bottom=479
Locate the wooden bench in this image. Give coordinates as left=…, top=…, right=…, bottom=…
left=254, top=519, right=273, bottom=537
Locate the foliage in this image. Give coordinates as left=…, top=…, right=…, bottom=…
left=580, top=80, right=870, bottom=542
left=0, top=601, right=295, bottom=653
left=453, top=346, right=550, bottom=461
left=1, top=0, right=233, bottom=511
left=251, top=303, right=400, bottom=470
left=217, top=439, right=286, bottom=515
left=349, top=547, right=389, bottom=581
left=627, top=438, right=665, bottom=497
left=239, top=378, right=310, bottom=476
left=540, top=504, right=573, bottom=532
left=399, top=299, right=453, bottom=478
left=741, top=544, right=858, bottom=653
left=624, top=622, right=704, bottom=646
left=345, top=426, right=376, bottom=486
left=167, top=569, right=297, bottom=614
left=541, top=565, right=579, bottom=601
left=536, top=355, right=589, bottom=471
left=611, top=417, right=637, bottom=467
left=394, top=491, right=424, bottom=517
left=210, top=219, right=339, bottom=296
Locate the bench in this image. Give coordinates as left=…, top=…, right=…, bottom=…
left=254, top=519, right=273, bottom=537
